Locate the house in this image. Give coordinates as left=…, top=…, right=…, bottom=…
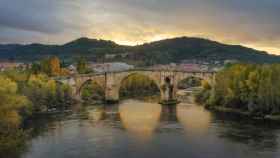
left=0, top=62, right=29, bottom=71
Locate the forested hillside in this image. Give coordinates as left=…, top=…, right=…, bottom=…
left=1, top=37, right=280, bottom=65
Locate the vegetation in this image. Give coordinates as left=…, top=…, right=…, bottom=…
left=81, top=81, right=105, bottom=103
left=76, top=57, right=92, bottom=74
left=177, top=77, right=202, bottom=89
left=0, top=68, right=74, bottom=157
left=21, top=74, right=73, bottom=112
left=196, top=64, right=280, bottom=117
left=0, top=75, right=31, bottom=157
left=31, top=56, right=70, bottom=76
left=1, top=37, right=280, bottom=65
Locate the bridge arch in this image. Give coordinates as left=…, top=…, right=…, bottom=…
left=177, top=76, right=203, bottom=89
left=77, top=79, right=105, bottom=100
left=174, top=72, right=215, bottom=99
left=117, top=72, right=161, bottom=91
left=78, top=79, right=94, bottom=95
left=175, top=72, right=214, bottom=87
left=117, top=73, right=162, bottom=100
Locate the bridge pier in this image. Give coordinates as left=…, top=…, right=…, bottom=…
left=158, top=75, right=180, bottom=105
left=159, top=85, right=180, bottom=105
left=73, top=94, right=82, bottom=101
left=105, top=86, right=120, bottom=104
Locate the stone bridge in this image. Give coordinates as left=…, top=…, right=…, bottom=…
left=55, top=69, right=215, bottom=104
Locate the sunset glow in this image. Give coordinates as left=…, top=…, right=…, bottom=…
left=1, top=0, right=280, bottom=54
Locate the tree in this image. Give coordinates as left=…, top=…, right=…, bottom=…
left=0, top=76, right=31, bottom=126
left=40, top=58, right=51, bottom=75
left=31, top=62, right=41, bottom=74
left=0, top=76, right=31, bottom=157
left=49, top=56, right=61, bottom=76
left=81, top=81, right=105, bottom=102
left=77, top=57, right=90, bottom=74
left=196, top=64, right=280, bottom=116
left=31, top=56, right=62, bottom=76
left=0, top=69, right=75, bottom=157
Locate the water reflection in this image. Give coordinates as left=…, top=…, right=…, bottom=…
left=160, top=105, right=178, bottom=122
left=119, top=100, right=161, bottom=140
left=87, top=106, right=106, bottom=122
left=213, top=112, right=279, bottom=152
left=177, top=103, right=212, bottom=135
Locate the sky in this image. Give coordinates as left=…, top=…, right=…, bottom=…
left=0, top=0, right=280, bottom=54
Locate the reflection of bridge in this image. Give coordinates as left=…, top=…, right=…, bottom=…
left=89, top=104, right=179, bottom=123
left=55, top=69, right=216, bottom=103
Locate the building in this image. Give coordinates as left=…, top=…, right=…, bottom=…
left=224, top=59, right=239, bottom=65
left=0, top=62, right=29, bottom=71
left=67, top=64, right=77, bottom=74
left=89, top=62, right=134, bottom=73
left=105, top=53, right=130, bottom=59
left=179, top=64, right=201, bottom=72
left=105, top=54, right=117, bottom=59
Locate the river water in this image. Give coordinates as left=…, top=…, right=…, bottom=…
left=22, top=99, right=280, bottom=158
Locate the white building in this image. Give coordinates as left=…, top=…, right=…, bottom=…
left=90, top=62, right=134, bottom=73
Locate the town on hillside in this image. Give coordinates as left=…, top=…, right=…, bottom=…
left=0, top=57, right=238, bottom=74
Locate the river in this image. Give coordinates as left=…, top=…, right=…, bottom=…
left=21, top=99, right=280, bottom=158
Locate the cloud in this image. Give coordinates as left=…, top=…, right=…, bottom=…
left=0, top=0, right=280, bottom=54
left=0, top=0, right=60, bottom=33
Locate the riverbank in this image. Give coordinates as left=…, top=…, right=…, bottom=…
left=207, top=106, right=280, bottom=121
left=194, top=64, right=280, bottom=123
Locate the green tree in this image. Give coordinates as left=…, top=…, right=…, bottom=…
left=40, top=58, right=51, bottom=75
left=81, top=81, right=105, bottom=102
left=31, top=56, right=62, bottom=76
left=31, top=62, right=41, bottom=74
left=0, top=76, right=31, bottom=157
left=77, top=57, right=91, bottom=74
left=77, top=57, right=86, bottom=74
left=196, top=64, right=280, bottom=116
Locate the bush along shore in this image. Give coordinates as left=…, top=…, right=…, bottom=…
left=195, top=64, right=280, bottom=121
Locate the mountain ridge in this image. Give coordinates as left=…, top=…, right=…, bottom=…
left=0, top=36, right=279, bottom=65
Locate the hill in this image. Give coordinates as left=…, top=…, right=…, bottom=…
left=130, top=37, right=280, bottom=65
left=0, top=37, right=279, bottom=65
